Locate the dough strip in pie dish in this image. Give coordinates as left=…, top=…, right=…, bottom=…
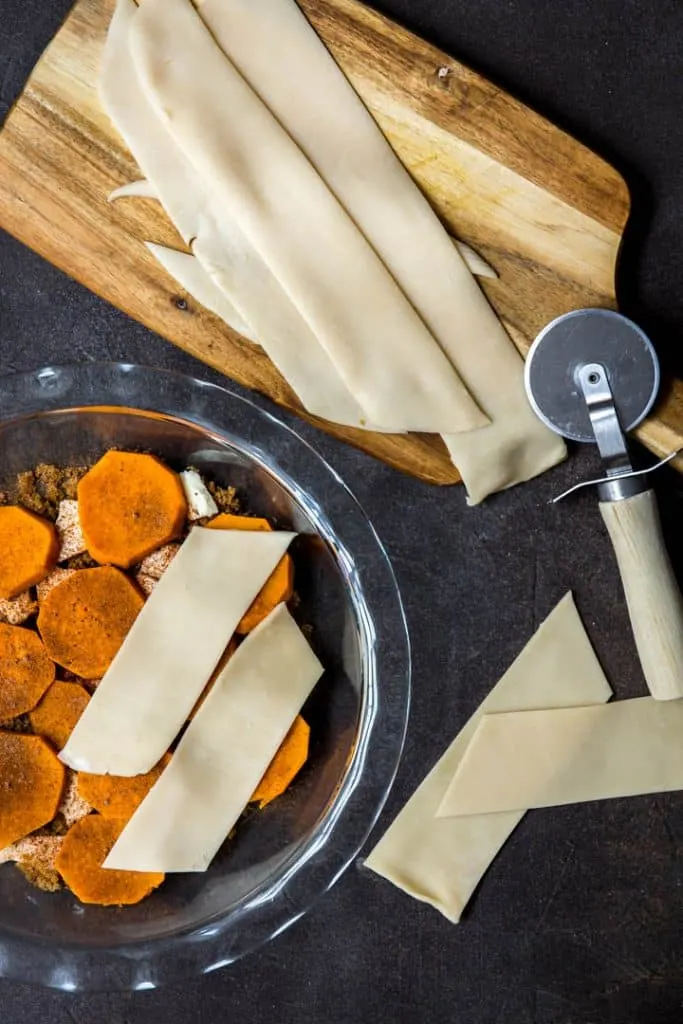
left=194, top=0, right=565, bottom=501
left=104, top=604, right=323, bottom=873
left=438, top=697, right=683, bottom=817
left=129, top=0, right=488, bottom=435
left=101, top=0, right=383, bottom=431
left=364, top=594, right=612, bottom=922
left=59, top=527, right=295, bottom=778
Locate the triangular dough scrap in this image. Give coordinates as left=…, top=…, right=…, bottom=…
left=364, top=593, right=612, bottom=922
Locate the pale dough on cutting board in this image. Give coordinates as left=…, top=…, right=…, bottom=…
left=105, top=603, right=323, bottom=873
left=144, top=242, right=255, bottom=342
left=364, top=594, right=612, bottom=922
left=60, top=527, right=295, bottom=777
left=102, top=0, right=380, bottom=431
left=130, top=0, right=487, bottom=435
left=439, top=697, right=683, bottom=816
left=108, top=178, right=157, bottom=201
left=113, top=177, right=497, bottom=280
left=195, top=0, right=564, bottom=502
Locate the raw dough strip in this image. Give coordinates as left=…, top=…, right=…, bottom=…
left=112, top=179, right=497, bottom=280
left=130, top=0, right=487, bottom=435
left=144, top=242, right=255, bottom=342
left=364, top=594, right=612, bottom=922
left=195, top=0, right=564, bottom=501
left=105, top=603, right=323, bottom=873
left=108, top=179, right=157, bottom=201
left=439, top=697, right=683, bottom=816
left=101, top=0, right=384, bottom=431
left=60, top=526, right=295, bottom=777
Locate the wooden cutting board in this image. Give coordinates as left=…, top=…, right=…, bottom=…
left=0, top=0, right=680, bottom=484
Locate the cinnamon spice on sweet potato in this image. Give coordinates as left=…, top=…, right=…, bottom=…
left=0, top=506, right=58, bottom=598
left=77, top=754, right=171, bottom=823
left=37, top=566, right=144, bottom=678
left=251, top=716, right=310, bottom=808
left=0, top=624, right=56, bottom=721
left=78, top=452, right=188, bottom=568
left=29, top=681, right=91, bottom=751
left=0, top=732, right=66, bottom=847
left=55, top=815, right=164, bottom=906
left=207, top=514, right=294, bottom=633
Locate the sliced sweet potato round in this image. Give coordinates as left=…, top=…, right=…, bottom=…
left=0, top=506, right=58, bottom=599
left=77, top=753, right=170, bottom=823
left=251, top=716, right=310, bottom=808
left=207, top=514, right=294, bottom=633
left=0, top=732, right=66, bottom=847
left=0, top=623, right=56, bottom=721
left=55, top=815, right=164, bottom=906
left=77, top=451, right=188, bottom=568
left=29, top=681, right=91, bottom=751
left=37, top=566, right=144, bottom=678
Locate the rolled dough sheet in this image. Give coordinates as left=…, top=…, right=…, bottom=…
left=60, top=527, right=295, bottom=777
left=130, top=0, right=487, bottom=435
left=102, top=0, right=379, bottom=431
left=115, top=175, right=497, bottom=280
left=364, top=594, right=612, bottom=922
left=144, top=242, right=255, bottom=341
left=439, top=697, right=683, bottom=816
left=195, top=0, right=564, bottom=501
left=104, top=603, right=323, bottom=872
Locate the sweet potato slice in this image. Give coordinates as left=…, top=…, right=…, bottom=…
left=77, top=754, right=171, bottom=823
left=207, top=514, right=294, bottom=633
left=0, top=506, right=58, bottom=598
left=251, top=715, right=310, bottom=808
left=55, top=815, right=164, bottom=906
left=0, top=623, right=56, bottom=721
left=0, top=732, right=66, bottom=847
left=37, top=566, right=144, bottom=678
left=78, top=451, right=188, bottom=568
left=29, top=681, right=91, bottom=751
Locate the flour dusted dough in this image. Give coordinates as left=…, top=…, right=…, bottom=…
left=195, top=0, right=564, bottom=501
left=101, top=0, right=379, bottom=430
left=105, top=604, right=323, bottom=873
left=364, top=594, right=612, bottom=921
left=439, top=697, right=683, bottom=816
left=130, top=0, right=487, bottom=435
left=60, top=527, right=295, bottom=777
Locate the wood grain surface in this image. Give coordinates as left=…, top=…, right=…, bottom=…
left=0, top=0, right=670, bottom=485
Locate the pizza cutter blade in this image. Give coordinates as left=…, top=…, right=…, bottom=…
left=525, top=308, right=683, bottom=702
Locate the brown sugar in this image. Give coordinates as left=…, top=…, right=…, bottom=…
left=15, top=464, right=88, bottom=520
left=207, top=479, right=240, bottom=514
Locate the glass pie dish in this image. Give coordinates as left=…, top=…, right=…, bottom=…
left=0, top=362, right=410, bottom=992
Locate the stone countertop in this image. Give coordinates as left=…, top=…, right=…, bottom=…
left=2, top=1, right=683, bottom=1021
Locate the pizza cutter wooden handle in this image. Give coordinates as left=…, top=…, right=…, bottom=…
left=600, top=489, right=683, bottom=701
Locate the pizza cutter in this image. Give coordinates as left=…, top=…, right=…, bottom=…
left=525, top=308, right=683, bottom=702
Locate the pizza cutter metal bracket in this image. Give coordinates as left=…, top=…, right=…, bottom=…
left=525, top=308, right=683, bottom=702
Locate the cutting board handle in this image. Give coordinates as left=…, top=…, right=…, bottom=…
left=600, top=488, right=683, bottom=701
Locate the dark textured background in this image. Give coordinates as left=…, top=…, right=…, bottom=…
left=2, top=1, right=683, bottom=1021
